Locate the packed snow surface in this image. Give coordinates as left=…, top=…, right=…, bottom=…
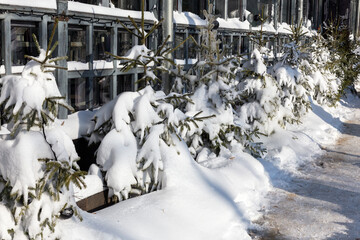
left=254, top=94, right=360, bottom=239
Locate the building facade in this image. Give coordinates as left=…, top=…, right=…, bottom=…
left=0, top=0, right=359, bottom=118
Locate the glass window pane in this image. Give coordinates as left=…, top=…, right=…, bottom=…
left=93, top=28, right=111, bottom=61
left=118, top=31, right=132, bottom=56
left=214, top=0, right=225, bottom=17
left=188, top=33, right=198, bottom=59
left=94, top=76, right=111, bottom=107
left=228, top=1, right=239, bottom=18
left=182, top=0, right=200, bottom=15
left=174, top=33, right=185, bottom=59
left=223, top=35, right=231, bottom=56
left=11, top=22, right=39, bottom=66
left=241, top=36, right=250, bottom=54
left=116, top=0, right=141, bottom=10
left=232, top=36, right=239, bottom=55
left=75, top=0, right=98, bottom=5
left=68, top=25, right=86, bottom=62
left=117, top=74, right=133, bottom=93
left=69, top=78, right=87, bottom=111
left=0, top=32, right=2, bottom=66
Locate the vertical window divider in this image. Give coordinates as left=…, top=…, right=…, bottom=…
left=110, top=25, right=118, bottom=100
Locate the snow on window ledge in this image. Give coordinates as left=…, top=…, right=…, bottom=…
left=68, top=1, right=158, bottom=22
left=0, top=0, right=56, bottom=9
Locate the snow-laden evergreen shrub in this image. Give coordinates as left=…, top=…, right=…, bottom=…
left=271, top=20, right=311, bottom=124
left=323, top=18, right=360, bottom=98
left=87, top=0, right=208, bottom=199
left=0, top=23, right=85, bottom=240
left=238, top=48, right=287, bottom=134
left=171, top=5, right=265, bottom=159
left=300, top=33, right=340, bottom=105
left=88, top=85, right=209, bottom=199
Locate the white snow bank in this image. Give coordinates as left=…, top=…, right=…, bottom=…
left=60, top=138, right=270, bottom=240
left=261, top=94, right=360, bottom=178
left=68, top=1, right=157, bottom=22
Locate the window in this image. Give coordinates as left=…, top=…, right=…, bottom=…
left=117, top=74, right=133, bottom=93
left=182, top=0, right=201, bottom=15
left=94, top=76, right=111, bottom=107
left=188, top=33, right=198, bottom=59
left=174, top=33, right=185, bottom=59
left=228, top=1, right=239, bottom=18
left=232, top=36, right=240, bottom=55
left=69, top=78, right=87, bottom=111
left=281, top=0, right=292, bottom=24
left=118, top=31, right=132, bottom=56
left=68, top=25, right=86, bottom=62
left=240, top=36, right=250, bottom=54
left=75, top=0, right=99, bottom=5
left=11, top=21, right=39, bottom=66
left=115, top=0, right=141, bottom=10
left=223, top=35, right=232, bottom=56
left=0, top=33, right=2, bottom=66
left=93, top=28, right=111, bottom=61
left=214, top=0, right=225, bottom=17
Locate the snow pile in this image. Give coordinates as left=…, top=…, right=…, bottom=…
left=60, top=137, right=270, bottom=240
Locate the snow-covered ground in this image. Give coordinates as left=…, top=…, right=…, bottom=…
left=252, top=93, right=360, bottom=239
left=56, top=90, right=360, bottom=240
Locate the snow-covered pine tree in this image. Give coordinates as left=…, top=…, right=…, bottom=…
left=171, top=4, right=265, bottom=160
left=236, top=13, right=286, bottom=135
left=323, top=18, right=360, bottom=99
left=87, top=0, right=205, bottom=200
left=0, top=19, right=85, bottom=240
left=271, top=19, right=311, bottom=124
left=300, top=31, right=340, bottom=105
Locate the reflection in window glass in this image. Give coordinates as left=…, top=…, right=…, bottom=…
left=241, top=36, right=250, bottom=54
left=93, top=28, right=111, bottom=61
left=68, top=26, right=86, bottom=62
left=232, top=36, right=239, bottom=55
left=214, top=0, right=225, bottom=17
left=174, top=33, right=185, bottom=59
left=75, top=0, right=98, bottom=5
left=117, top=74, right=133, bottom=93
left=228, top=1, right=239, bottom=18
left=0, top=34, right=2, bottom=66
left=94, top=76, right=111, bottom=107
left=69, top=78, right=87, bottom=111
left=116, top=0, right=141, bottom=10
left=11, top=22, right=39, bottom=66
left=182, top=0, right=200, bottom=15
left=223, top=35, right=232, bottom=56
left=118, top=31, right=132, bottom=56
left=281, top=0, right=292, bottom=24
left=188, top=33, right=198, bottom=59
